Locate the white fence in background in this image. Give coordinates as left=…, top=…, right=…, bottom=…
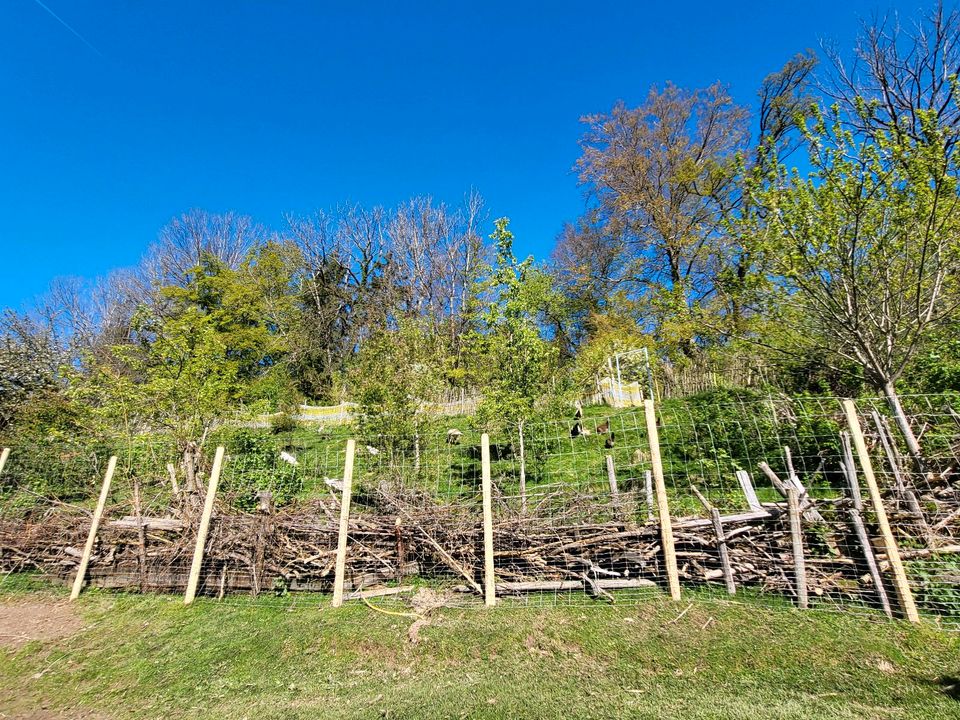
left=251, top=396, right=481, bottom=427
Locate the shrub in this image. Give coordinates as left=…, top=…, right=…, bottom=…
left=269, top=411, right=298, bottom=434
left=217, top=428, right=301, bottom=511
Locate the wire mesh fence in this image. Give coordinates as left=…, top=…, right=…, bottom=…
left=1, top=392, right=958, bottom=628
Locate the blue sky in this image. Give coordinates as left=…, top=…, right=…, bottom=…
left=0, top=0, right=914, bottom=309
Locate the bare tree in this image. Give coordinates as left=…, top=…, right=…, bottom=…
left=142, top=209, right=262, bottom=291
left=577, top=82, right=750, bottom=355
left=823, top=2, right=960, bottom=153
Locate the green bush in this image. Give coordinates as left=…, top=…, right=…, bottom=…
left=269, top=411, right=299, bottom=434
left=668, top=387, right=783, bottom=475
left=217, top=428, right=301, bottom=511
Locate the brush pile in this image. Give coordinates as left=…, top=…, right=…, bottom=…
left=1, top=478, right=956, bottom=613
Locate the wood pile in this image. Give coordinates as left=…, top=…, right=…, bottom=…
left=2, top=478, right=955, bottom=610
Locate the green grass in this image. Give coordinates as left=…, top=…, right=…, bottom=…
left=1, top=579, right=958, bottom=719
left=0, top=391, right=847, bottom=519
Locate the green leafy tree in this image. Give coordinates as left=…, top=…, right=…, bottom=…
left=349, top=319, right=444, bottom=471
left=759, top=104, right=960, bottom=468
left=71, top=306, right=241, bottom=491
left=472, top=218, right=562, bottom=511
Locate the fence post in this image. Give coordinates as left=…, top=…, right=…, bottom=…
left=481, top=433, right=496, bottom=607
left=842, top=399, right=919, bottom=623
left=710, top=508, right=736, bottom=595
left=643, top=399, right=681, bottom=600
left=605, top=455, right=622, bottom=519
left=184, top=446, right=226, bottom=606
left=331, top=438, right=356, bottom=608
left=786, top=487, right=808, bottom=609
left=0, top=447, right=9, bottom=477
left=70, top=455, right=117, bottom=601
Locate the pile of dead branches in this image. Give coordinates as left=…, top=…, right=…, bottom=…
left=2, top=477, right=956, bottom=613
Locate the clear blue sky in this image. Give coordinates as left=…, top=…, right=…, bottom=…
left=1, top=0, right=913, bottom=309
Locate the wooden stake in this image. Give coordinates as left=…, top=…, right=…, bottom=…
left=644, top=470, right=654, bottom=521
left=690, top=483, right=735, bottom=596
left=842, top=399, right=919, bottom=623
left=735, top=470, right=762, bottom=512
left=783, top=446, right=799, bottom=489
left=644, top=399, right=680, bottom=600
left=871, top=411, right=934, bottom=547
left=184, top=446, right=225, bottom=606
left=481, top=433, right=496, bottom=607
left=786, top=487, right=808, bottom=609
left=605, top=455, right=622, bottom=519
left=70, top=456, right=117, bottom=601
left=710, top=508, right=736, bottom=595
left=331, top=438, right=356, bottom=608
left=840, top=432, right=893, bottom=618
left=132, top=478, right=147, bottom=593
left=165, top=463, right=180, bottom=495
left=0, top=447, right=9, bottom=477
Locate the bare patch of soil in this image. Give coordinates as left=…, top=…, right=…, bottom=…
left=0, top=600, right=84, bottom=650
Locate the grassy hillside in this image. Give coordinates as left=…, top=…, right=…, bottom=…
left=1, top=578, right=958, bottom=720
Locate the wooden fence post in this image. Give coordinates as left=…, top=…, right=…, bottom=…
left=70, top=456, right=117, bottom=601
left=605, top=455, right=622, bottom=519
left=331, top=438, right=356, bottom=608
left=786, top=487, right=808, bottom=609
left=0, top=447, right=9, bottom=477
left=644, top=470, right=654, bottom=521
left=710, top=508, right=736, bottom=596
left=643, top=399, right=681, bottom=600
left=184, top=446, right=226, bottom=606
left=481, top=433, right=496, bottom=607
left=840, top=431, right=893, bottom=619
left=842, top=399, right=919, bottom=623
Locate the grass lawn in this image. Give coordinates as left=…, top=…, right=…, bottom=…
left=1, top=578, right=958, bottom=719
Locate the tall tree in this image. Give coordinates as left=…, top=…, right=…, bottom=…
left=472, top=219, right=560, bottom=512
left=576, top=82, right=750, bottom=356
left=759, top=104, right=960, bottom=468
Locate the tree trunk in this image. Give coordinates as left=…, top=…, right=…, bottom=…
left=881, top=380, right=926, bottom=474
left=518, top=420, right=527, bottom=515
left=182, top=441, right=199, bottom=493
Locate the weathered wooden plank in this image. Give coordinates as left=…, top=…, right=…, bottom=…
left=735, top=470, right=762, bottom=512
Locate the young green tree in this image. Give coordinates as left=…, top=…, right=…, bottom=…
left=349, top=319, right=444, bottom=471
left=759, top=104, right=960, bottom=468
left=472, top=218, right=562, bottom=511
left=71, top=306, right=241, bottom=491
